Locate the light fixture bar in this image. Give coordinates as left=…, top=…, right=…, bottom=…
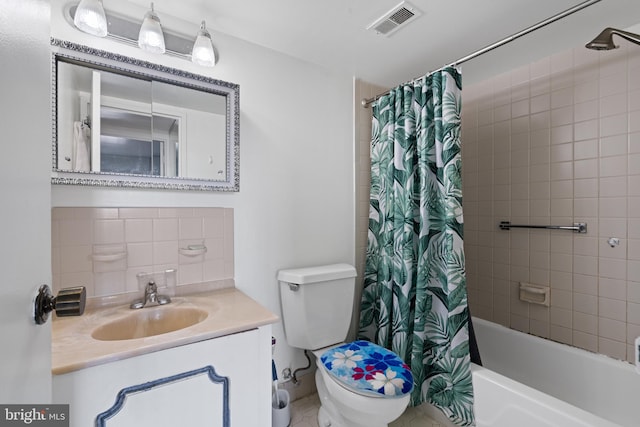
left=68, top=5, right=194, bottom=59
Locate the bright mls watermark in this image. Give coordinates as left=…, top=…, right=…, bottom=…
left=0, top=405, right=68, bottom=426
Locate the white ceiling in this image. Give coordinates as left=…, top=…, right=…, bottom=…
left=121, top=0, right=640, bottom=88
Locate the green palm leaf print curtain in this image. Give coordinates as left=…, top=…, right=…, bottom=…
left=359, top=67, right=474, bottom=426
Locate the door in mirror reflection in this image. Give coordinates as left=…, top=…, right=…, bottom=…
left=152, top=81, right=227, bottom=180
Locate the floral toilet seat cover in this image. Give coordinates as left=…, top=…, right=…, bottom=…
left=320, top=340, right=413, bottom=398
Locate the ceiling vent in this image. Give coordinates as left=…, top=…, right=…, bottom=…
left=367, top=1, right=422, bottom=37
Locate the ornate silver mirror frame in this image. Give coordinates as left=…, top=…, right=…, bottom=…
left=51, top=38, right=239, bottom=191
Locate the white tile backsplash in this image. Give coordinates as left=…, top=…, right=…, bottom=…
left=94, top=220, right=125, bottom=245
left=125, top=219, right=153, bottom=243
left=179, top=217, right=203, bottom=240
left=60, top=245, right=92, bottom=273
left=153, top=218, right=179, bottom=241
left=52, top=207, right=234, bottom=299
left=127, top=242, right=154, bottom=267
left=59, top=219, right=92, bottom=246
left=203, top=215, right=225, bottom=238
left=153, top=241, right=180, bottom=265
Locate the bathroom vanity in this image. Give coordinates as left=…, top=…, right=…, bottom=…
left=52, top=288, right=278, bottom=427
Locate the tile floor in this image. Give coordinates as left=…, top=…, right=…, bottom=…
left=290, top=393, right=445, bottom=427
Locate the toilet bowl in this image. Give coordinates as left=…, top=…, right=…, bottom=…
left=312, top=342, right=411, bottom=427
left=277, top=264, right=412, bottom=427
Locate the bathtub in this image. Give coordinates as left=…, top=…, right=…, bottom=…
left=421, top=318, right=640, bottom=426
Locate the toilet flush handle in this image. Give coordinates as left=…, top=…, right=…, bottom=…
left=287, top=283, right=299, bottom=292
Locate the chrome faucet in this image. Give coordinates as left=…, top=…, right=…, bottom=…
left=130, top=280, right=171, bottom=309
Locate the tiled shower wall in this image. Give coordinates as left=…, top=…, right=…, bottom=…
left=355, top=80, right=388, bottom=280
left=52, top=207, right=234, bottom=299
left=352, top=79, right=387, bottom=338
left=462, top=38, right=640, bottom=363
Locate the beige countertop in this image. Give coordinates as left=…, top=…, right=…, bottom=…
left=52, top=287, right=279, bottom=375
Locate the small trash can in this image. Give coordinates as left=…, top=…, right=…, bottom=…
left=272, top=389, right=290, bottom=427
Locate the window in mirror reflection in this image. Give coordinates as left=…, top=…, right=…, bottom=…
left=101, top=137, right=161, bottom=176
left=100, top=108, right=179, bottom=176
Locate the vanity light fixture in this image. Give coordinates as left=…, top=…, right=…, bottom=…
left=73, top=0, right=107, bottom=37
left=68, top=2, right=219, bottom=67
left=191, top=21, right=216, bottom=67
left=137, top=2, right=166, bottom=54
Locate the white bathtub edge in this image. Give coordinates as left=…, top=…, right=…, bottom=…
left=472, top=317, right=638, bottom=426
left=418, top=363, right=620, bottom=427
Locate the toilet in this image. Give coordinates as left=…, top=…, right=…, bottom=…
left=278, top=264, right=412, bottom=427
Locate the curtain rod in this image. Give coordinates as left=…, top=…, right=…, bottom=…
left=361, top=0, right=602, bottom=108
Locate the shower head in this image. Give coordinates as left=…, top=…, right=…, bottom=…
left=586, top=27, right=640, bottom=50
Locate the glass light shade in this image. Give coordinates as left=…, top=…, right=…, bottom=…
left=138, top=3, right=165, bottom=54
left=191, top=21, right=216, bottom=67
left=73, top=0, right=108, bottom=37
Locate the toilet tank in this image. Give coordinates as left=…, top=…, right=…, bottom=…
left=278, top=264, right=357, bottom=350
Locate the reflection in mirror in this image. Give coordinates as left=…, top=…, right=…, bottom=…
left=151, top=80, right=227, bottom=180
left=52, top=39, right=239, bottom=191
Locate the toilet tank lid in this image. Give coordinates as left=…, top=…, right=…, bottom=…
left=277, top=263, right=356, bottom=284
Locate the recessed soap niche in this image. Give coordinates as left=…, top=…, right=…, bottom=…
left=51, top=207, right=234, bottom=301
left=519, top=282, right=550, bottom=306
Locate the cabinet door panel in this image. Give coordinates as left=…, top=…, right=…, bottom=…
left=53, top=326, right=271, bottom=427
left=96, top=366, right=228, bottom=427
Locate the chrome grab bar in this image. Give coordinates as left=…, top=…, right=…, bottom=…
left=499, top=221, right=587, bottom=233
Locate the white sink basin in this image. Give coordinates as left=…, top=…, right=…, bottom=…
left=91, top=306, right=209, bottom=341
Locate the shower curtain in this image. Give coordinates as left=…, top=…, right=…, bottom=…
left=358, top=68, right=474, bottom=426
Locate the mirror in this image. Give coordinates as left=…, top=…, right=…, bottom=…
left=51, top=39, right=239, bottom=191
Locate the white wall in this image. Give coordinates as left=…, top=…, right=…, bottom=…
left=50, top=0, right=355, bottom=379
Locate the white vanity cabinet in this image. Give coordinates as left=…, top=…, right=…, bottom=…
left=53, top=325, right=272, bottom=427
